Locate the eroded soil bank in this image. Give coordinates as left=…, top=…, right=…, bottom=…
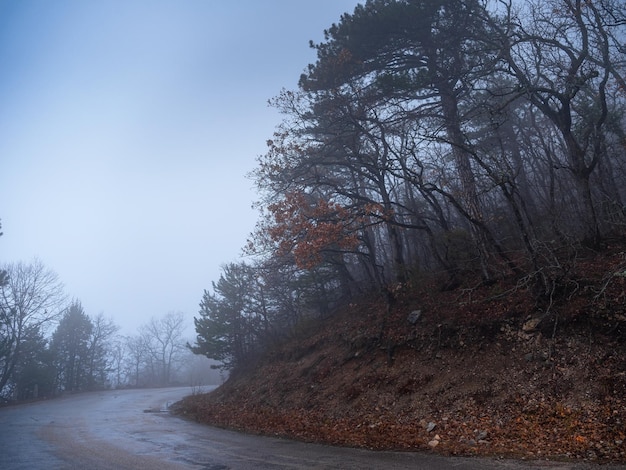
left=175, top=246, right=626, bottom=463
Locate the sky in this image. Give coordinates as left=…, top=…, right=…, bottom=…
left=0, top=0, right=360, bottom=336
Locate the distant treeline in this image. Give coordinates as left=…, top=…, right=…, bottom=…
left=0, top=256, right=219, bottom=402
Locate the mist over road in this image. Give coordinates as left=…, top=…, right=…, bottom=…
left=0, top=387, right=623, bottom=469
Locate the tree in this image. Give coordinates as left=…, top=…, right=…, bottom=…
left=124, top=334, right=149, bottom=387
left=141, top=312, right=186, bottom=386
left=257, top=90, right=422, bottom=287
left=300, top=0, right=502, bottom=280
left=85, top=313, right=119, bottom=389
left=0, top=259, right=66, bottom=396
left=50, top=301, right=93, bottom=392
left=495, top=0, right=626, bottom=246
left=190, top=263, right=258, bottom=370
left=265, top=191, right=363, bottom=270
left=11, top=325, right=55, bottom=400
left=109, top=338, right=127, bottom=388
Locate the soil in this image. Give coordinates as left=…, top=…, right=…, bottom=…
left=174, top=242, right=626, bottom=463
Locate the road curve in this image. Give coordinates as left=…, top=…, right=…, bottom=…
left=0, top=387, right=624, bottom=470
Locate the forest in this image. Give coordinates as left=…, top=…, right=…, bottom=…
left=0, top=252, right=218, bottom=402
left=190, top=0, right=626, bottom=370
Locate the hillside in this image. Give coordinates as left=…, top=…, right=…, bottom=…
left=174, top=243, right=626, bottom=463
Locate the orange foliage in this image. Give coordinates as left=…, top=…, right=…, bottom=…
left=267, top=191, right=382, bottom=269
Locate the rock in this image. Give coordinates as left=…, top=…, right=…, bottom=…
left=408, top=310, right=422, bottom=324
left=522, top=317, right=541, bottom=332
left=476, top=430, right=488, bottom=441
left=427, top=432, right=441, bottom=449
left=426, top=421, right=437, bottom=432
left=428, top=438, right=440, bottom=448
left=460, top=437, right=477, bottom=447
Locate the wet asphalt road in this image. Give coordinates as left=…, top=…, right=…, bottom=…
left=0, top=386, right=624, bottom=469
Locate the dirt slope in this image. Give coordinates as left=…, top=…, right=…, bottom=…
left=175, top=245, right=626, bottom=463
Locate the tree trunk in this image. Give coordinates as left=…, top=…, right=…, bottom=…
left=439, top=86, right=492, bottom=280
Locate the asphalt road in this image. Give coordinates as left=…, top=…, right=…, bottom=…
left=0, top=386, right=624, bottom=469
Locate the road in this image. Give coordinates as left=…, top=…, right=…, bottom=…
left=0, top=387, right=624, bottom=469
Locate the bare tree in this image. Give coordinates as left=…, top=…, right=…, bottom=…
left=124, top=334, right=149, bottom=387
left=0, top=259, right=66, bottom=395
left=142, top=312, right=187, bottom=386
left=86, top=313, right=119, bottom=389
left=497, top=0, right=626, bottom=246
left=109, top=338, right=126, bottom=388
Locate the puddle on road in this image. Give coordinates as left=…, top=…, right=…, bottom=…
left=143, top=401, right=173, bottom=413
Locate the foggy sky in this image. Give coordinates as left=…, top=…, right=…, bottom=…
left=0, top=1, right=360, bottom=335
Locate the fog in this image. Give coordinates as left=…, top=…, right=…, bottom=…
left=0, top=0, right=360, bottom=335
